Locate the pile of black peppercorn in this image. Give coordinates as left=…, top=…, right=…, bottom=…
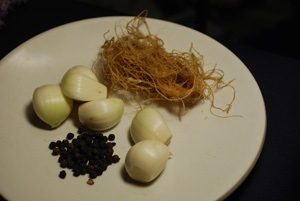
left=49, top=126, right=120, bottom=185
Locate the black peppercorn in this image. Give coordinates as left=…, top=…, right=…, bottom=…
left=73, top=168, right=81, bottom=177
left=101, top=163, right=108, bottom=171
left=56, top=140, right=62, bottom=147
left=112, top=155, right=120, bottom=163
left=67, top=133, right=74, bottom=140
left=95, top=167, right=103, bottom=176
left=67, top=143, right=74, bottom=149
left=78, top=126, right=86, bottom=134
left=67, top=160, right=75, bottom=169
left=89, top=169, right=97, bottom=178
left=52, top=147, right=60, bottom=156
left=99, top=141, right=106, bottom=149
left=72, top=139, right=79, bottom=145
left=49, top=142, right=56, bottom=150
left=85, top=137, right=93, bottom=146
left=108, top=134, right=115, bottom=141
left=60, top=160, right=68, bottom=168
left=58, top=156, right=65, bottom=163
left=80, top=167, right=87, bottom=175
left=102, top=136, right=108, bottom=142
left=59, top=170, right=66, bottom=179
left=50, top=128, right=120, bottom=184
left=106, top=142, right=113, bottom=148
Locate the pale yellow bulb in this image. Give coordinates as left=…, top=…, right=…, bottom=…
left=32, top=84, right=73, bottom=128
left=63, top=65, right=98, bottom=81
left=130, top=107, right=173, bottom=145
left=78, top=98, right=124, bottom=131
left=61, top=72, right=107, bottom=101
left=125, top=140, right=171, bottom=183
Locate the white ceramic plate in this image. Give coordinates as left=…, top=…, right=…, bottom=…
left=0, top=17, right=266, bottom=201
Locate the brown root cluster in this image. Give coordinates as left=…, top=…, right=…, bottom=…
left=94, top=11, right=236, bottom=116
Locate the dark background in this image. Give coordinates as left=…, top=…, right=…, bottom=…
left=1, top=0, right=300, bottom=60
left=81, top=0, right=300, bottom=59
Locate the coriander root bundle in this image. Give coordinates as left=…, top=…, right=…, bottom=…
left=94, top=11, right=235, bottom=116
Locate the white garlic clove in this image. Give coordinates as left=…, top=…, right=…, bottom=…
left=32, top=84, right=73, bottom=128
left=63, top=65, right=98, bottom=81
left=78, top=98, right=124, bottom=131
left=125, top=140, right=171, bottom=183
left=130, top=107, right=173, bottom=145
left=61, top=72, right=107, bottom=101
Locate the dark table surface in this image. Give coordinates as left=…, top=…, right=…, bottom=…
left=1, top=0, right=300, bottom=200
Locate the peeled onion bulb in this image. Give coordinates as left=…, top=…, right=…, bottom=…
left=32, top=84, right=73, bottom=128
left=125, top=140, right=171, bottom=183
left=78, top=98, right=124, bottom=131
left=130, top=107, right=173, bottom=145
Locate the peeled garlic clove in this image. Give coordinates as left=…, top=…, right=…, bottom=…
left=61, top=72, right=107, bottom=101
left=32, top=84, right=73, bottom=128
left=63, top=65, right=98, bottom=81
left=125, top=140, right=171, bottom=183
left=130, top=107, right=173, bottom=145
left=78, top=98, right=124, bottom=130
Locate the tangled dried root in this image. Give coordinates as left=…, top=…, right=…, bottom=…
left=94, top=10, right=237, bottom=116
